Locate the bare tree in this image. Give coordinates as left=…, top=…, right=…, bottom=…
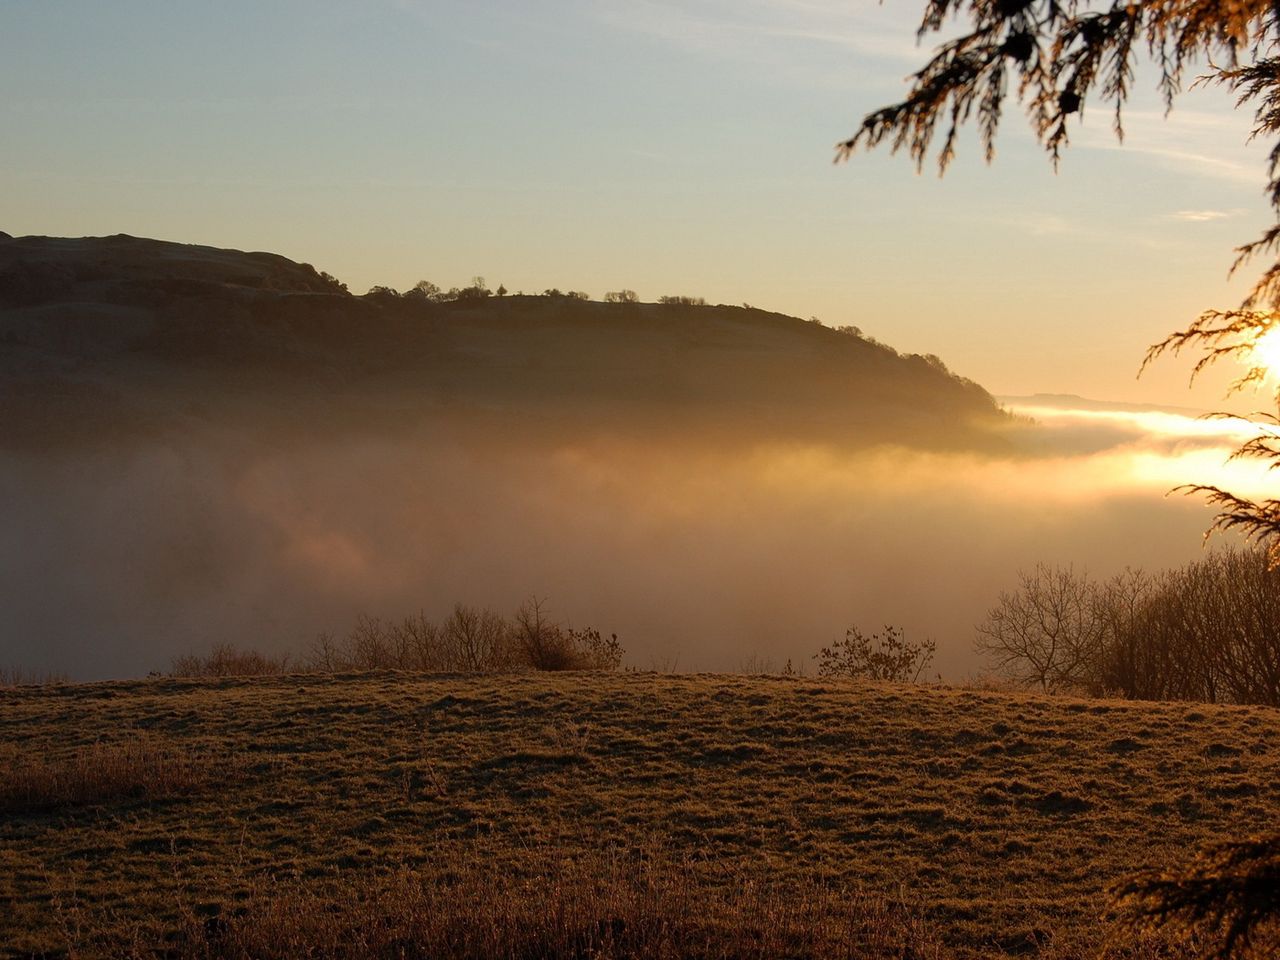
left=443, top=604, right=513, bottom=672
left=512, top=597, right=575, bottom=671
left=974, top=564, right=1104, bottom=693
left=1093, top=568, right=1157, bottom=698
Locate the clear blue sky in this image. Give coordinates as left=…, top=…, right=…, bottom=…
left=3, top=0, right=1271, bottom=403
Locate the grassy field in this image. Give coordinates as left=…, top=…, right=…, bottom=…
left=2, top=672, right=1279, bottom=958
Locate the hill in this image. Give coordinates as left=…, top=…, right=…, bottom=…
left=3, top=672, right=1277, bottom=958
left=0, top=233, right=1008, bottom=450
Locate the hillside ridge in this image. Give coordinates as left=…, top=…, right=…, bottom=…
left=0, top=233, right=1009, bottom=450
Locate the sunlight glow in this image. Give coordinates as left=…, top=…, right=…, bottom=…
left=1008, top=404, right=1258, bottom=441
left=1250, top=327, right=1280, bottom=380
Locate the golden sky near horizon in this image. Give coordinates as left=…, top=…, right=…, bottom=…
left=3, top=0, right=1276, bottom=407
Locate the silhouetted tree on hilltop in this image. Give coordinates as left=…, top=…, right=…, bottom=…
left=404, top=280, right=443, bottom=302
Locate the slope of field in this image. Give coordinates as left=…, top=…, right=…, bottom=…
left=3, top=673, right=1278, bottom=958
left=0, top=233, right=1008, bottom=451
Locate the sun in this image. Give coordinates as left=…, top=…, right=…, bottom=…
left=1250, top=327, right=1280, bottom=380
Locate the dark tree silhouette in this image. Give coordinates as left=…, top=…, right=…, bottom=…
left=1112, top=836, right=1280, bottom=959
left=840, top=3, right=1280, bottom=955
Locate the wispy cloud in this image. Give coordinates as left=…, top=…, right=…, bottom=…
left=589, top=0, right=921, bottom=68
left=1005, top=213, right=1178, bottom=250
left=1167, top=209, right=1241, bottom=222
left=1076, top=109, right=1261, bottom=186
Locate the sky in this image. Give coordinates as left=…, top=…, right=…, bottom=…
left=3, top=0, right=1276, bottom=405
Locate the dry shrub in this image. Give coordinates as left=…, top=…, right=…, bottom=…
left=142, top=853, right=946, bottom=960
left=172, top=602, right=623, bottom=678
left=566, top=625, right=625, bottom=671
left=302, top=600, right=624, bottom=674
left=815, top=625, right=935, bottom=682
left=513, top=597, right=578, bottom=670
left=514, top=598, right=624, bottom=671
left=0, top=665, right=68, bottom=687
left=0, top=737, right=223, bottom=814
left=171, top=643, right=290, bottom=678
left=977, top=548, right=1280, bottom=706
left=446, top=603, right=519, bottom=672
left=305, top=606, right=518, bottom=673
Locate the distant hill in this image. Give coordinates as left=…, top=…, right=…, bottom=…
left=0, top=233, right=1010, bottom=449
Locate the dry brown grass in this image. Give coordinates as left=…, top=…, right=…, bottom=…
left=0, top=736, right=226, bottom=815
left=79, top=853, right=951, bottom=960
left=46, top=850, right=1201, bottom=960
left=3, top=673, right=1279, bottom=958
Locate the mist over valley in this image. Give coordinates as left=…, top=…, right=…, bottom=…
left=0, top=234, right=1251, bottom=680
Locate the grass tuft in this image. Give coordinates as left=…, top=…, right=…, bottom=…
left=0, top=737, right=227, bottom=814
left=135, top=854, right=948, bottom=960
left=0, top=665, right=68, bottom=687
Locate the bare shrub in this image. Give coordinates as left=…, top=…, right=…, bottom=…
left=0, top=738, right=223, bottom=814
left=981, top=549, right=1280, bottom=706
left=974, top=564, right=1105, bottom=694
left=815, top=625, right=935, bottom=682
left=513, top=597, right=577, bottom=670
left=303, top=632, right=348, bottom=673
left=444, top=603, right=517, bottom=672
left=0, top=665, right=68, bottom=687
left=1096, top=567, right=1223, bottom=703
left=737, top=654, right=802, bottom=676
left=567, top=626, right=625, bottom=671
left=306, top=614, right=453, bottom=672
left=1175, top=550, right=1280, bottom=707
left=1094, top=568, right=1166, bottom=700
left=171, top=643, right=290, bottom=678
left=513, top=599, right=626, bottom=671
left=738, top=653, right=779, bottom=675
left=164, top=603, right=626, bottom=678
left=302, top=601, right=625, bottom=674
left=342, top=615, right=393, bottom=670
left=395, top=613, right=445, bottom=671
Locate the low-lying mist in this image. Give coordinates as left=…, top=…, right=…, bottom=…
left=0, top=399, right=1257, bottom=681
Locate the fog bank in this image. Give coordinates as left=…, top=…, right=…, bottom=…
left=1, top=399, right=1257, bottom=680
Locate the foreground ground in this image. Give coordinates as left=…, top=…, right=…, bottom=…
left=2, top=672, right=1278, bottom=958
